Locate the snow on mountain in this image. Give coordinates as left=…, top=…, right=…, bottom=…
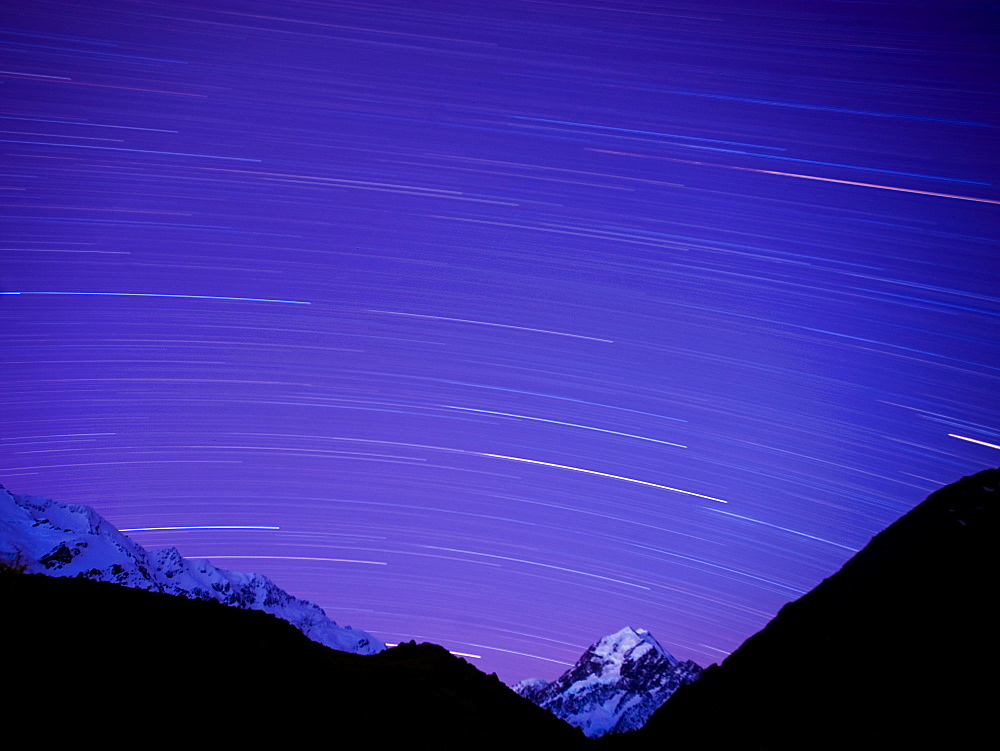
left=0, top=484, right=384, bottom=655
left=514, top=626, right=702, bottom=737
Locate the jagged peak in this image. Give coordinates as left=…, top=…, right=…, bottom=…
left=591, top=626, right=678, bottom=667
left=516, top=626, right=701, bottom=737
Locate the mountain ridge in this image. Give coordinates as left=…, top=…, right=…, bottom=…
left=0, top=484, right=384, bottom=655
left=3, top=469, right=996, bottom=746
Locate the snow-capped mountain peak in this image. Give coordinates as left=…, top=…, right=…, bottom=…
left=0, top=485, right=384, bottom=655
left=591, top=626, right=679, bottom=671
left=514, top=627, right=701, bottom=737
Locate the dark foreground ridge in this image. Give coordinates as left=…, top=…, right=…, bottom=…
left=4, top=469, right=996, bottom=747
left=602, top=467, right=1000, bottom=750
left=1, top=570, right=586, bottom=746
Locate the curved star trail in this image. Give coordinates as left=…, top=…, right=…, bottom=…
left=2, top=1, right=998, bottom=684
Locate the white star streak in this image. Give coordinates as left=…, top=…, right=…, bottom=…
left=948, top=434, right=1000, bottom=450
left=443, top=405, right=687, bottom=448
left=365, top=309, right=613, bottom=342
left=466, top=644, right=572, bottom=666
left=473, top=452, right=729, bottom=503
left=193, top=555, right=387, bottom=565
left=120, top=525, right=280, bottom=532
left=707, top=509, right=857, bottom=551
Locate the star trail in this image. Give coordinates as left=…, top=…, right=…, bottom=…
left=2, top=1, right=998, bottom=684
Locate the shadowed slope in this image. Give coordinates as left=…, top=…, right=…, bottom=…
left=1, top=570, right=587, bottom=747
left=605, top=468, right=1000, bottom=750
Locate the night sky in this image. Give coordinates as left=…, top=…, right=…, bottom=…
left=3, top=1, right=998, bottom=684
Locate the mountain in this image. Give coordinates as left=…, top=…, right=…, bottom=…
left=4, top=469, right=995, bottom=746
left=604, top=467, right=1000, bottom=750
left=0, top=484, right=384, bottom=655
left=515, top=626, right=702, bottom=737
left=0, top=569, right=589, bottom=746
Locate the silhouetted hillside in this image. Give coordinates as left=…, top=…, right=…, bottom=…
left=5, top=469, right=996, bottom=747
left=1, top=569, right=587, bottom=746
left=604, top=467, right=1000, bottom=750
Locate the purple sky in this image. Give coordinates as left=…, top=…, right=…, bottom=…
left=3, top=1, right=998, bottom=684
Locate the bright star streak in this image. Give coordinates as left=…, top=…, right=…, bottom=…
left=385, top=643, right=483, bottom=659
left=707, top=509, right=858, bottom=551
left=443, top=405, right=687, bottom=447
left=193, top=555, right=388, bottom=565
left=474, top=453, right=729, bottom=503
left=2, top=291, right=311, bottom=304
left=466, top=644, right=573, bottom=666
left=589, top=150, right=1000, bottom=205
left=948, top=434, right=1000, bottom=450
left=120, top=525, right=280, bottom=532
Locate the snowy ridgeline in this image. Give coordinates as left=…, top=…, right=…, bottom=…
left=514, top=626, right=702, bottom=737
left=0, top=485, right=384, bottom=656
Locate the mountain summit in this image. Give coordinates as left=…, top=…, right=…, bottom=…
left=0, top=484, right=384, bottom=655
left=515, top=625, right=701, bottom=737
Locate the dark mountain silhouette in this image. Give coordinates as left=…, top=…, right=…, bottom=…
left=602, top=467, right=1000, bottom=749
left=1, top=568, right=586, bottom=746
left=3, top=468, right=996, bottom=747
